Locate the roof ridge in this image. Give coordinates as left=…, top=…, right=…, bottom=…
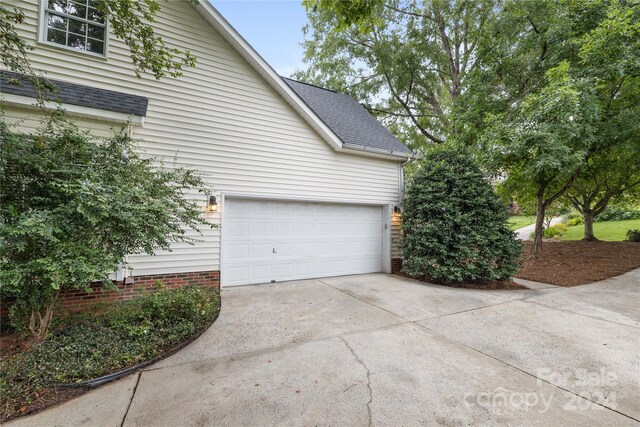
left=281, top=77, right=339, bottom=94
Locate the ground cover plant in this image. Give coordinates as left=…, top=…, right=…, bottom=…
left=0, top=286, right=220, bottom=421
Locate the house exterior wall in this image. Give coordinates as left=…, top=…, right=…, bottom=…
left=3, top=0, right=404, bottom=281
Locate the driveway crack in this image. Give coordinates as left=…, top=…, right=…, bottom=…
left=120, top=370, right=142, bottom=427
left=339, top=336, right=373, bottom=426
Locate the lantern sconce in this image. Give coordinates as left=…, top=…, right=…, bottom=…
left=207, top=195, right=218, bottom=213
left=393, top=205, right=401, bottom=214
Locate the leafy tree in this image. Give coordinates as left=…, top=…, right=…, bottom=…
left=297, top=0, right=496, bottom=150
left=401, top=147, right=521, bottom=283
left=466, top=0, right=639, bottom=255
left=480, top=63, right=600, bottom=255
left=566, top=141, right=640, bottom=240
left=0, top=116, right=209, bottom=339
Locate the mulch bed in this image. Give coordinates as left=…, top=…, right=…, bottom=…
left=515, top=241, right=640, bottom=286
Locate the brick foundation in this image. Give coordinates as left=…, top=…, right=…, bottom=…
left=391, top=258, right=403, bottom=273
left=57, top=270, right=220, bottom=313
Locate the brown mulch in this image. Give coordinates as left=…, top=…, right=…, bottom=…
left=515, top=241, right=640, bottom=287
left=394, top=272, right=529, bottom=290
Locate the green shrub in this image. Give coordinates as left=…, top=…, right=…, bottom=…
left=565, top=217, right=583, bottom=226
left=625, top=229, right=640, bottom=242
left=0, top=117, right=211, bottom=339
left=401, top=147, right=522, bottom=283
left=0, top=286, right=220, bottom=420
left=595, top=206, right=640, bottom=222
left=543, top=223, right=567, bottom=238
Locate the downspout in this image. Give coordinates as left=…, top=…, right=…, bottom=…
left=399, top=155, right=413, bottom=203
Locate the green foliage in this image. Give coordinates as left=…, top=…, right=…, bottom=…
left=401, top=147, right=522, bottom=283
left=302, top=0, right=384, bottom=31
left=543, top=223, right=567, bottom=238
left=565, top=216, right=583, bottom=227
left=0, top=116, right=210, bottom=336
left=625, top=229, right=640, bottom=242
left=595, top=206, right=640, bottom=222
left=296, top=0, right=496, bottom=150
left=92, top=0, right=197, bottom=79
left=0, top=286, right=220, bottom=421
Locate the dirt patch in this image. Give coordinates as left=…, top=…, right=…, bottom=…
left=516, top=241, right=640, bottom=286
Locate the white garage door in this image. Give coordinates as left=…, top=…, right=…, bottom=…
left=223, top=199, right=383, bottom=286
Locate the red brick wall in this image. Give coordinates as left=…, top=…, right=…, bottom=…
left=58, top=270, right=220, bottom=313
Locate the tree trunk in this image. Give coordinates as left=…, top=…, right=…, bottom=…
left=531, top=195, right=546, bottom=257
left=28, top=299, right=56, bottom=341
left=583, top=211, right=597, bottom=241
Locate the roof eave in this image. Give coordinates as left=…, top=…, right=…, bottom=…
left=341, top=143, right=413, bottom=160
left=194, top=1, right=346, bottom=153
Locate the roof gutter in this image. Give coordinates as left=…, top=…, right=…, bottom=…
left=341, top=142, right=413, bottom=160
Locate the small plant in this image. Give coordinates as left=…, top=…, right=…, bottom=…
left=565, top=217, right=583, bottom=227
left=543, top=223, right=568, bottom=238
left=625, top=229, right=640, bottom=242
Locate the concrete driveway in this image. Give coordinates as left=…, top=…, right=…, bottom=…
left=11, top=270, right=640, bottom=426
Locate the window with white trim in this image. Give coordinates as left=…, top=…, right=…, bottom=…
left=42, top=0, right=106, bottom=55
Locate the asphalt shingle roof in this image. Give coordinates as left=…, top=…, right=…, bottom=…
left=1, top=71, right=148, bottom=117
left=283, top=77, right=412, bottom=156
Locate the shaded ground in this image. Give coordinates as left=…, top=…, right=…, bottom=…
left=516, top=241, right=640, bottom=286
left=393, top=272, right=528, bottom=290
left=8, top=272, right=639, bottom=426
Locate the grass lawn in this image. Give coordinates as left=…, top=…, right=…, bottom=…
left=508, top=215, right=536, bottom=230
left=562, top=218, right=640, bottom=241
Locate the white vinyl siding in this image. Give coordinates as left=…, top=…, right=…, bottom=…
left=2, top=105, right=116, bottom=137
left=3, top=0, right=402, bottom=277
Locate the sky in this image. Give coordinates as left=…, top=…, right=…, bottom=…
left=210, top=1, right=310, bottom=77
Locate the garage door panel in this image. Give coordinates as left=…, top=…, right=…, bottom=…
left=226, top=244, right=249, bottom=260
left=275, top=222, right=295, bottom=236
left=227, top=222, right=250, bottom=236
left=223, top=199, right=383, bottom=286
left=252, top=243, right=273, bottom=258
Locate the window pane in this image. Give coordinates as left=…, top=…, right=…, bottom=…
left=87, top=7, right=104, bottom=24
left=47, top=0, right=66, bottom=13
left=47, top=14, right=67, bottom=31
left=68, top=19, right=87, bottom=36
left=86, top=38, right=104, bottom=54
left=87, top=24, right=104, bottom=40
left=47, top=28, right=66, bottom=45
left=67, top=33, right=86, bottom=50
left=66, top=1, right=87, bottom=19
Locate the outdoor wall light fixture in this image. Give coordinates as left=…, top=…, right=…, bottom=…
left=207, top=195, right=218, bottom=212
left=393, top=205, right=401, bottom=214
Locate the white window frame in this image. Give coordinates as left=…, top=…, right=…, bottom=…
left=38, top=0, right=109, bottom=58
